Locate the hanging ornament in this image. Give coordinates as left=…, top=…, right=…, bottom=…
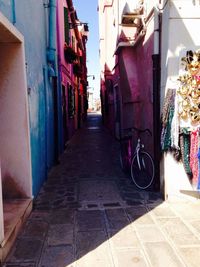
left=177, top=50, right=200, bottom=126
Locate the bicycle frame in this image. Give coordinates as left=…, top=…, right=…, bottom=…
left=135, top=138, right=145, bottom=170
left=120, top=126, right=155, bottom=190
left=120, top=127, right=152, bottom=172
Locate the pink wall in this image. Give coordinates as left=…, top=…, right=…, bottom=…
left=57, top=0, right=71, bottom=77
left=57, top=0, right=75, bottom=140
left=118, top=26, right=154, bottom=155
left=99, top=0, right=155, bottom=156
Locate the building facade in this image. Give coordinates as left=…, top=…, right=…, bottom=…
left=99, top=0, right=200, bottom=199
left=160, top=0, right=200, bottom=199
left=0, top=0, right=59, bottom=261
left=57, top=0, right=88, bottom=143
left=0, top=0, right=88, bottom=262
left=99, top=0, right=158, bottom=186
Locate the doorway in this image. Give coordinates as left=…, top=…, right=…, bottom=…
left=0, top=13, right=32, bottom=262
left=62, top=85, right=68, bottom=145
left=114, top=84, right=121, bottom=139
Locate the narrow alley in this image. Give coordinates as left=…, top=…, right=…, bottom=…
left=3, top=113, right=200, bottom=267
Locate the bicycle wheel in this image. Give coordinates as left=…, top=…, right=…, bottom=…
left=131, top=151, right=154, bottom=189
left=119, top=141, right=131, bottom=172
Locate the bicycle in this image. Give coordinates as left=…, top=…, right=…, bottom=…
left=119, top=127, right=155, bottom=189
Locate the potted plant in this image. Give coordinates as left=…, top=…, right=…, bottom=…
left=64, top=43, right=77, bottom=63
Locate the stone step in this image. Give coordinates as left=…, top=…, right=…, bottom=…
left=1, top=198, right=32, bottom=264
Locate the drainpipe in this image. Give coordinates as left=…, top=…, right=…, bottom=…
left=43, top=67, right=48, bottom=176
left=47, top=0, right=59, bottom=163
left=152, top=6, right=161, bottom=191
left=47, top=0, right=57, bottom=77
left=11, top=0, right=16, bottom=24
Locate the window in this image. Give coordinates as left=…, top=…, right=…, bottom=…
left=64, top=7, right=70, bottom=45
left=72, top=36, right=75, bottom=51
left=68, top=85, right=75, bottom=118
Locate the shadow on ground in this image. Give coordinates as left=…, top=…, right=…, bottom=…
left=4, top=113, right=167, bottom=267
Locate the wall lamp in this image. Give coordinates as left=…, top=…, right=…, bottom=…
left=69, top=22, right=89, bottom=32
left=69, top=22, right=89, bottom=38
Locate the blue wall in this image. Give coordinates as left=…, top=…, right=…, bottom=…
left=0, top=0, right=12, bottom=22
left=0, top=0, right=62, bottom=196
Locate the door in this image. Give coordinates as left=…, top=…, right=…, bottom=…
left=114, top=84, right=121, bottom=139
left=62, top=85, right=68, bottom=145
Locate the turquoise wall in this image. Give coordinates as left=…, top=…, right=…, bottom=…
left=0, top=0, right=62, bottom=196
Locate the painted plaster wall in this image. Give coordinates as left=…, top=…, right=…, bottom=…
left=0, top=12, right=32, bottom=245
left=57, top=0, right=70, bottom=146
left=99, top=0, right=155, bottom=141
left=57, top=0, right=76, bottom=140
left=161, top=0, right=200, bottom=199
left=117, top=1, right=154, bottom=153
left=118, top=12, right=154, bottom=154
left=57, top=0, right=72, bottom=79
left=0, top=43, right=32, bottom=198
left=104, top=5, right=116, bottom=73
left=16, top=0, right=55, bottom=196
left=0, top=0, right=56, bottom=196
left=0, top=0, right=12, bottom=21
left=99, top=0, right=119, bottom=132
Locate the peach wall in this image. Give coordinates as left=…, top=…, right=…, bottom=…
left=0, top=43, right=32, bottom=198
left=0, top=40, right=32, bottom=198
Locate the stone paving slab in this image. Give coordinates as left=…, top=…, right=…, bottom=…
left=179, top=246, right=200, bottom=267
left=112, top=249, right=149, bottom=267
left=75, top=229, right=114, bottom=267
left=21, top=221, right=48, bottom=240
left=7, top=238, right=43, bottom=263
left=161, top=217, right=200, bottom=246
left=144, top=242, right=184, bottom=267
left=126, top=207, right=155, bottom=226
left=170, top=202, right=200, bottom=220
left=136, top=225, right=166, bottom=243
left=190, top=220, right=200, bottom=234
left=3, top=114, right=200, bottom=267
left=79, top=180, right=122, bottom=201
left=108, top=226, right=140, bottom=249
left=49, top=209, right=75, bottom=225
left=76, top=243, right=113, bottom=267
left=38, top=245, right=74, bottom=267
left=105, top=209, right=129, bottom=231
left=76, top=210, right=105, bottom=231
left=149, top=203, right=177, bottom=217
left=47, top=224, right=74, bottom=246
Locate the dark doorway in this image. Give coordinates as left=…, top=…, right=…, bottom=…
left=62, top=85, right=68, bottom=145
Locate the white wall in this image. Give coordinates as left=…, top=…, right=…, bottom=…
left=161, top=0, right=200, bottom=199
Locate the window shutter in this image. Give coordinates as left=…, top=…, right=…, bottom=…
left=64, top=7, right=70, bottom=45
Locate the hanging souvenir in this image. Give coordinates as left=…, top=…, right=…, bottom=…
left=177, top=50, right=200, bottom=126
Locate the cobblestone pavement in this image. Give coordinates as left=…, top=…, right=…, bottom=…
left=3, top=113, right=200, bottom=267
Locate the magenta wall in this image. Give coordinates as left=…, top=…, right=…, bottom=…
left=57, top=0, right=75, bottom=140
left=118, top=29, right=154, bottom=155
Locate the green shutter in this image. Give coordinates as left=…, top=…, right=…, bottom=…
left=64, top=7, right=70, bottom=45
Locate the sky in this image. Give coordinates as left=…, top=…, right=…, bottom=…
left=73, top=0, right=100, bottom=99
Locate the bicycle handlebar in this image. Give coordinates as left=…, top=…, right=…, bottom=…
left=122, top=127, right=152, bottom=137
